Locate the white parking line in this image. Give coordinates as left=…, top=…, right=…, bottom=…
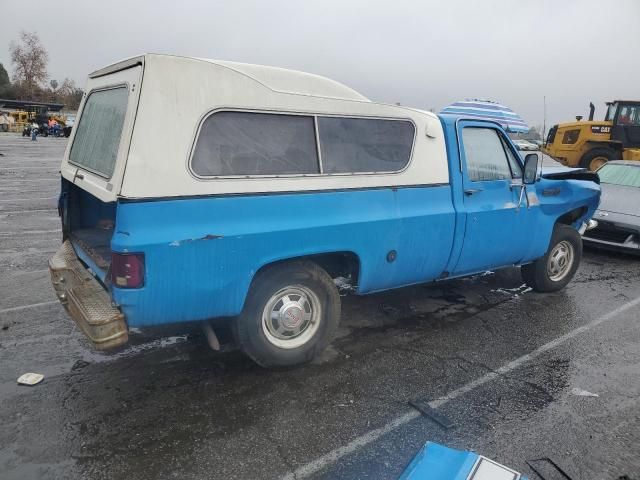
left=9, top=268, right=50, bottom=276
left=0, top=229, right=60, bottom=236
left=0, top=300, right=58, bottom=315
left=281, top=295, right=640, bottom=480
left=4, top=178, right=57, bottom=183
left=0, top=166, right=60, bottom=170
left=0, top=196, right=57, bottom=203
left=1, top=208, right=57, bottom=214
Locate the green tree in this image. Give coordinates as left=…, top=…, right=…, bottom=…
left=0, top=63, right=15, bottom=99
left=0, top=63, right=9, bottom=88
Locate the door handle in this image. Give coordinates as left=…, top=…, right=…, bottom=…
left=464, top=188, right=482, bottom=196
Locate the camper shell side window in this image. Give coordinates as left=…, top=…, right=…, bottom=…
left=189, top=110, right=416, bottom=179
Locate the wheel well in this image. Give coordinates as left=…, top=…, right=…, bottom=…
left=556, top=206, right=587, bottom=226
left=584, top=142, right=622, bottom=153
left=254, top=252, right=361, bottom=288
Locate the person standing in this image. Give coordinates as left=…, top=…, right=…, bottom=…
left=30, top=121, right=39, bottom=141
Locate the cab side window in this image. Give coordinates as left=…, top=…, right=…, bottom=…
left=500, top=136, right=522, bottom=178
left=617, top=105, right=640, bottom=126
left=462, top=127, right=517, bottom=182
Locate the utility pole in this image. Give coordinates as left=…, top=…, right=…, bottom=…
left=543, top=95, right=547, bottom=142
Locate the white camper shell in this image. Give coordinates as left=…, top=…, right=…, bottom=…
left=62, top=54, right=449, bottom=202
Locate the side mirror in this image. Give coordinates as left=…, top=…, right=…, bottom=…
left=523, top=153, right=539, bottom=184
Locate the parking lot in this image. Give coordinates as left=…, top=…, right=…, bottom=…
left=0, top=134, right=639, bottom=479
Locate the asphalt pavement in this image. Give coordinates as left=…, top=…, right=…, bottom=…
left=0, top=134, right=639, bottom=480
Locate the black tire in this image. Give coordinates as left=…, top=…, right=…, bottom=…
left=0, top=124, right=8, bottom=132
left=579, top=147, right=616, bottom=171
left=521, top=224, right=582, bottom=293
left=233, top=261, right=341, bottom=368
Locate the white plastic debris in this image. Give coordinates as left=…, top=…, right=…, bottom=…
left=17, top=373, right=44, bottom=386
left=570, top=387, right=599, bottom=397
left=333, top=276, right=356, bottom=294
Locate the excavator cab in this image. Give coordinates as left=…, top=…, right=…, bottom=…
left=606, top=101, right=640, bottom=149
left=543, top=100, right=640, bottom=171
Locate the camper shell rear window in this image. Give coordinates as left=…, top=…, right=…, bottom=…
left=69, top=86, right=129, bottom=178
left=190, top=110, right=415, bottom=177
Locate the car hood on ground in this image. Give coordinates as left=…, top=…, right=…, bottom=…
left=599, top=183, right=640, bottom=217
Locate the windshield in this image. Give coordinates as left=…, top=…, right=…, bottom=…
left=605, top=103, right=618, bottom=121
left=69, top=86, right=129, bottom=178
left=598, top=164, right=640, bottom=187
left=616, top=104, right=640, bottom=126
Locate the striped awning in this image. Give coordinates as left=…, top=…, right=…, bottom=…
left=439, top=99, right=529, bottom=133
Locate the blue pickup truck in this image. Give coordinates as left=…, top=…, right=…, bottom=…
left=49, top=54, right=600, bottom=367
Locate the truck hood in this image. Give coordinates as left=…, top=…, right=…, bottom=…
left=541, top=165, right=600, bottom=183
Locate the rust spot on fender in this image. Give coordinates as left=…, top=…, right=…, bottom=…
left=169, top=234, right=223, bottom=247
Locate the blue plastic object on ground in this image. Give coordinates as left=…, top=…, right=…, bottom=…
left=399, top=442, right=526, bottom=480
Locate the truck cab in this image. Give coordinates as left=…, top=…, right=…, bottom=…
left=605, top=100, right=640, bottom=151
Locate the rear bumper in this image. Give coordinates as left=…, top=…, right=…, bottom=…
left=49, top=240, right=129, bottom=349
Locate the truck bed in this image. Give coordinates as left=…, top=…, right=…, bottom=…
left=70, top=227, right=113, bottom=270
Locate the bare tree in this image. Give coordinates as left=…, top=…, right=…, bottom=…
left=57, top=78, right=75, bottom=96
left=9, top=31, right=48, bottom=98
left=57, top=78, right=84, bottom=109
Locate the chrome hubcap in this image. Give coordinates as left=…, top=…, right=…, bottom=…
left=262, top=286, right=321, bottom=349
left=547, top=240, right=574, bottom=282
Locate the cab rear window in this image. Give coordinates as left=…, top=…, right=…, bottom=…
left=69, top=86, right=129, bottom=178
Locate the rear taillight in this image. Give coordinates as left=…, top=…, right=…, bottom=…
left=111, top=253, right=145, bottom=288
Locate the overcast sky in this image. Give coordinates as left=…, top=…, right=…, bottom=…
left=2, top=0, right=639, bottom=128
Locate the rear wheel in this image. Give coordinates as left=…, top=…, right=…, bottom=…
left=579, top=147, right=615, bottom=171
left=521, top=224, right=582, bottom=292
left=233, top=261, right=340, bottom=368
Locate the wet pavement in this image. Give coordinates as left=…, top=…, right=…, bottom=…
left=0, top=134, right=639, bottom=480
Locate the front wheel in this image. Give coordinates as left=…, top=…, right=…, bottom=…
left=521, top=224, right=582, bottom=293
left=233, top=261, right=341, bottom=368
left=579, top=147, right=615, bottom=171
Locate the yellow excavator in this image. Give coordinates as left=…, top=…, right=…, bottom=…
left=543, top=100, right=640, bottom=171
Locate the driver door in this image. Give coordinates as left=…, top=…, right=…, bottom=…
left=453, top=122, right=538, bottom=275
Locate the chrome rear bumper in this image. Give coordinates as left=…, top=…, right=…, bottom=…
left=49, top=240, right=128, bottom=349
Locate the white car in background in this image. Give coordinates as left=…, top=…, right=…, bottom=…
left=513, top=139, right=539, bottom=151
